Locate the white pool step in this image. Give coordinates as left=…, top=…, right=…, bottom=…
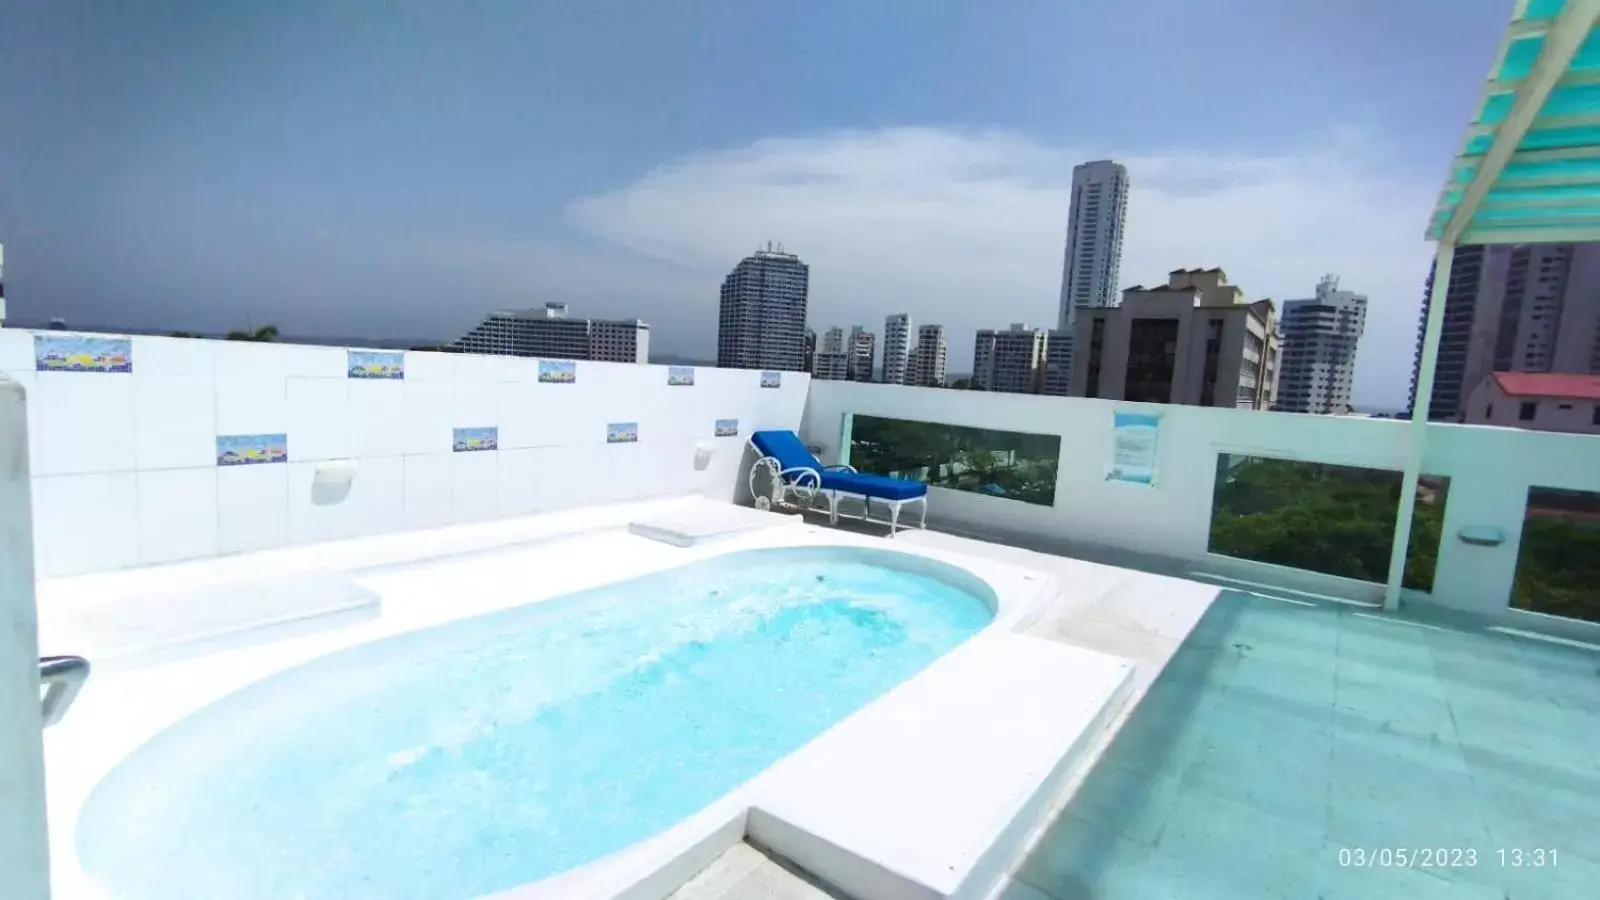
left=745, top=632, right=1135, bottom=900
left=629, top=504, right=803, bottom=547
left=666, top=842, right=846, bottom=900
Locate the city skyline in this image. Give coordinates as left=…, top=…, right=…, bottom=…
left=0, top=2, right=1517, bottom=410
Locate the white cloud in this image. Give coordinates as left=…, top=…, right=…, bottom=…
left=568, top=127, right=1437, bottom=408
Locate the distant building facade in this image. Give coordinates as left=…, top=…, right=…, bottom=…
left=847, top=326, right=876, bottom=382
left=973, top=323, right=1048, bottom=394
left=1410, top=242, right=1600, bottom=420
left=452, top=302, right=649, bottom=363
left=907, top=324, right=948, bottom=387
left=1465, top=372, right=1600, bottom=434
left=717, top=246, right=810, bottom=371
left=1276, top=275, right=1367, bottom=414
left=883, top=313, right=913, bottom=384
left=1041, top=333, right=1073, bottom=396
left=1069, top=268, right=1279, bottom=409
left=813, top=351, right=850, bottom=381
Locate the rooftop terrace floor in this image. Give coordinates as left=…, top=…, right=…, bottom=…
left=1005, top=589, right=1600, bottom=900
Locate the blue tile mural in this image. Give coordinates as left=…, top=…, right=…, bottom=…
left=216, top=434, right=288, bottom=466
left=714, top=418, right=739, bottom=437
left=453, top=426, right=498, bottom=452
left=538, top=360, right=577, bottom=384
left=347, top=350, right=404, bottom=380
left=34, top=334, right=132, bottom=373
left=667, top=366, right=695, bottom=386
left=607, top=422, right=639, bottom=444
left=760, top=371, right=781, bottom=388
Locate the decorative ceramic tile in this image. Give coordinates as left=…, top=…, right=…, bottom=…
left=216, top=433, right=288, bottom=466
left=606, top=422, right=639, bottom=444
left=452, top=426, right=498, bottom=452
left=538, top=360, right=576, bottom=384
left=35, top=334, right=133, bottom=373
left=760, top=370, right=781, bottom=388
left=714, top=418, right=739, bottom=437
left=667, top=366, right=695, bottom=386
left=347, top=350, right=404, bottom=379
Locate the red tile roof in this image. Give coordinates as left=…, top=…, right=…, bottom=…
left=1491, top=372, right=1600, bottom=400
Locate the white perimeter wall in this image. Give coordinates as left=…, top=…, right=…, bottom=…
left=801, top=381, right=1600, bottom=619
left=0, top=329, right=807, bottom=578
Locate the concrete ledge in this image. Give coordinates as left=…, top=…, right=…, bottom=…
left=53, top=576, right=380, bottom=673
left=628, top=505, right=803, bottom=547
left=747, top=632, right=1134, bottom=900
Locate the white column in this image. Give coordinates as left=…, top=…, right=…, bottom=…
left=0, top=375, right=49, bottom=899
left=1384, top=243, right=1454, bottom=611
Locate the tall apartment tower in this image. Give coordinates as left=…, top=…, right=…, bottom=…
left=717, top=245, right=810, bottom=371
left=908, top=324, right=949, bottom=387
left=847, top=326, right=876, bottom=382
left=973, top=324, right=1048, bottom=394
left=883, top=313, right=913, bottom=384
left=1409, top=242, right=1600, bottom=420
left=803, top=329, right=817, bottom=374
left=452, top=302, right=650, bottom=363
left=1057, top=160, right=1130, bottom=331
left=1276, top=275, right=1368, bottom=414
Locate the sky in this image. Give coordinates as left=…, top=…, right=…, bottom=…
left=0, top=0, right=1516, bottom=409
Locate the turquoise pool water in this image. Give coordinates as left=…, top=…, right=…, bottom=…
left=1012, top=590, right=1600, bottom=900
left=76, top=546, right=994, bottom=900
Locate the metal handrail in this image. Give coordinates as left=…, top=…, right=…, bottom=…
left=39, top=655, right=90, bottom=728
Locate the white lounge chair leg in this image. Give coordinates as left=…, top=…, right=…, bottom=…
left=889, top=501, right=901, bottom=536
left=828, top=492, right=840, bottom=525
left=918, top=498, right=928, bottom=529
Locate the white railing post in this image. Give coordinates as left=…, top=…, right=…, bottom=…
left=1384, top=243, right=1455, bottom=611
left=0, top=375, right=50, bottom=899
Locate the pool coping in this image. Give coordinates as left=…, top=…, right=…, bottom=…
left=42, top=510, right=1130, bottom=900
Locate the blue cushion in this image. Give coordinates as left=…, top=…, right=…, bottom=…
left=750, top=430, right=822, bottom=480
left=821, top=470, right=928, bottom=501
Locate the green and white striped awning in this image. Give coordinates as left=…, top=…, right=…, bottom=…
left=1429, top=0, right=1600, bottom=244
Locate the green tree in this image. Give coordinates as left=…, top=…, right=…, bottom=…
left=226, top=324, right=279, bottom=342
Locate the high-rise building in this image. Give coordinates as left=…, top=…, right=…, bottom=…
left=883, top=313, right=913, bottom=385
left=1057, top=160, right=1130, bottom=331
left=1041, top=335, right=1073, bottom=395
left=803, top=329, right=817, bottom=374
left=717, top=245, right=810, bottom=371
left=452, top=303, right=649, bottom=363
left=1070, top=268, right=1279, bottom=410
left=1409, top=243, right=1600, bottom=420
left=907, top=324, right=948, bottom=387
left=813, top=352, right=849, bottom=381
left=973, top=324, right=1048, bottom=394
left=847, top=326, right=876, bottom=382
left=820, top=326, right=845, bottom=355
left=973, top=331, right=996, bottom=390
left=1276, top=275, right=1367, bottom=414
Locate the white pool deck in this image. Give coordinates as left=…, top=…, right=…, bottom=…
left=36, top=495, right=1220, bottom=900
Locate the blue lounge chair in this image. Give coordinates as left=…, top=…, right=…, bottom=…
left=748, top=429, right=928, bottom=535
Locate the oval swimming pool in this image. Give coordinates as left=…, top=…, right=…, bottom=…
left=75, top=545, right=995, bottom=900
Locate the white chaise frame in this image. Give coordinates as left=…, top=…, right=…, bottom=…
left=747, top=437, right=928, bottom=536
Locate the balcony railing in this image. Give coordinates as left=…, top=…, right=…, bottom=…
left=803, top=380, right=1600, bottom=634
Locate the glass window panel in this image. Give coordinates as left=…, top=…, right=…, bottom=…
left=1512, top=486, right=1600, bottom=622
left=1208, top=454, right=1450, bottom=590
left=850, top=414, right=1060, bottom=506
